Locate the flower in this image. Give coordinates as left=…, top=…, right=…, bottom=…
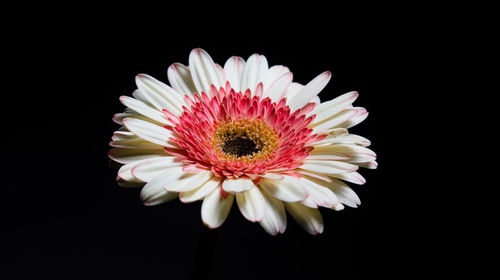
left=109, top=48, right=377, bottom=235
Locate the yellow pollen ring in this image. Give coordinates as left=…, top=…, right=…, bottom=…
left=213, top=118, right=279, bottom=163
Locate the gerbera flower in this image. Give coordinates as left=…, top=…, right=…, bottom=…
left=109, top=48, right=376, bottom=235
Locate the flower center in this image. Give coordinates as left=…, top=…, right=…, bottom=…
left=164, top=86, right=322, bottom=178
left=213, top=118, right=279, bottom=162
left=221, top=136, right=260, bottom=157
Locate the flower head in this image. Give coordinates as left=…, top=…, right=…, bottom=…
left=109, top=48, right=377, bottom=235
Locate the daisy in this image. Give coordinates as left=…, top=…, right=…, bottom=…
left=109, top=48, right=377, bottom=235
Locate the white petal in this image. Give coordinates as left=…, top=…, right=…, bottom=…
left=122, top=118, right=173, bottom=147
left=113, top=111, right=164, bottom=126
left=214, top=64, right=227, bottom=89
left=300, top=160, right=358, bottom=175
left=296, top=170, right=333, bottom=183
left=223, top=56, right=245, bottom=92
left=324, top=128, right=350, bottom=137
left=357, top=160, right=378, bottom=169
left=264, top=65, right=290, bottom=91
left=259, top=175, right=309, bottom=202
left=132, top=89, right=154, bottom=106
left=301, top=197, right=319, bottom=208
left=317, top=144, right=376, bottom=162
left=310, top=144, right=358, bottom=159
left=332, top=134, right=371, bottom=146
left=179, top=177, right=220, bottom=203
left=117, top=161, right=143, bottom=183
left=285, top=202, right=324, bottom=235
left=189, top=48, right=223, bottom=94
left=140, top=176, right=178, bottom=206
left=345, top=153, right=377, bottom=164
left=311, top=91, right=359, bottom=121
left=259, top=189, right=286, bottom=235
left=168, top=63, right=197, bottom=96
left=337, top=107, right=368, bottom=129
left=135, top=74, right=183, bottom=114
left=131, top=157, right=184, bottom=182
left=282, top=82, right=303, bottom=99
left=304, top=153, right=351, bottom=161
left=117, top=178, right=144, bottom=188
left=264, top=72, right=293, bottom=101
left=307, top=141, right=377, bottom=160
left=141, top=166, right=211, bottom=194
left=201, top=188, right=234, bottom=228
left=312, top=134, right=371, bottom=147
left=323, top=178, right=361, bottom=208
left=108, top=148, right=167, bottom=164
left=111, top=129, right=134, bottom=140
left=311, top=109, right=358, bottom=134
left=119, top=96, right=168, bottom=124
left=311, top=96, right=321, bottom=105
left=142, top=192, right=178, bottom=206
left=259, top=173, right=285, bottom=180
left=330, top=171, right=366, bottom=185
left=222, top=178, right=255, bottom=193
left=161, top=170, right=212, bottom=192
left=300, top=177, right=339, bottom=208
left=110, top=137, right=164, bottom=150
left=236, top=187, right=266, bottom=222
left=334, top=203, right=345, bottom=211
left=288, top=71, right=331, bottom=111
left=240, top=53, right=268, bottom=93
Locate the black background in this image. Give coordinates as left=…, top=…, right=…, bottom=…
left=1, top=9, right=441, bottom=280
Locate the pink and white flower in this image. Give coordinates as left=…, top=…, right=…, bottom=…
left=109, top=48, right=377, bottom=235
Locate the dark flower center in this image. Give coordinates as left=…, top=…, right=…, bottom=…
left=213, top=118, right=278, bottom=162
left=221, top=136, right=260, bottom=157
